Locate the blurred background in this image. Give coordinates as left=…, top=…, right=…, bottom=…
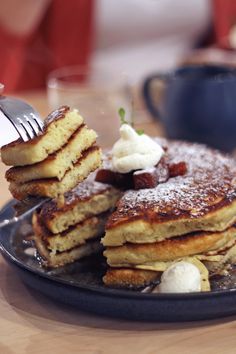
left=1, top=0, right=236, bottom=149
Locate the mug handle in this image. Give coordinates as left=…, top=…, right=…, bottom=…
left=142, top=73, right=169, bottom=120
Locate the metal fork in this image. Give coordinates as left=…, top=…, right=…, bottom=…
left=0, top=95, right=44, bottom=142
left=0, top=198, right=48, bottom=229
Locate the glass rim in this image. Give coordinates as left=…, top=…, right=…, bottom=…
left=47, top=65, right=128, bottom=90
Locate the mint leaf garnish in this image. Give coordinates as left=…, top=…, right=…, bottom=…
left=136, top=129, right=144, bottom=135
left=118, top=107, right=129, bottom=125
left=118, top=107, right=145, bottom=135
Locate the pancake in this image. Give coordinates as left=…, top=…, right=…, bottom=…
left=103, top=268, right=160, bottom=288
left=5, top=124, right=97, bottom=183
left=33, top=211, right=108, bottom=253
left=103, top=230, right=236, bottom=289
left=1, top=106, right=84, bottom=166
left=32, top=169, right=121, bottom=267
left=104, top=226, right=236, bottom=266
left=103, top=257, right=210, bottom=291
left=101, top=140, right=236, bottom=290
left=35, top=237, right=102, bottom=268
left=103, top=140, right=236, bottom=247
left=39, top=176, right=121, bottom=234
left=9, top=146, right=102, bottom=200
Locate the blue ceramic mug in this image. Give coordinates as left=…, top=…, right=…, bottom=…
left=143, top=65, right=236, bottom=152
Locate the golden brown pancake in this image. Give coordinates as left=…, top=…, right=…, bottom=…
left=1, top=106, right=84, bottom=166
left=103, top=241, right=236, bottom=289
left=104, top=226, right=236, bottom=266
left=32, top=170, right=121, bottom=268
left=33, top=211, right=109, bottom=253
left=39, top=175, right=121, bottom=234
left=101, top=140, right=236, bottom=290
left=5, top=124, right=97, bottom=182
left=103, top=140, right=236, bottom=247
left=9, top=146, right=102, bottom=199
left=103, top=268, right=160, bottom=288
left=103, top=256, right=211, bottom=291
left=35, top=237, right=102, bottom=268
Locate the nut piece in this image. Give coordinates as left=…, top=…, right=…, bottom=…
left=96, top=159, right=187, bottom=190
left=95, top=169, right=133, bottom=189
left=133, top=168, right=158, bottom=189
left=168, top=162, right=187, bottom=177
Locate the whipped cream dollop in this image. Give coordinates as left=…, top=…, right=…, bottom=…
left=158, top=261, right=201, bottom=293
left=112, top=124, right=164, bottom=173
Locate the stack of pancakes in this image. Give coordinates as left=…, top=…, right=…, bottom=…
left=102, top=140, right=236, bottom=290
left=32, top=174, right=121, bottom=267
left=1, top=106, right=101, bottom=200
left=2, top=112, right=236, bottom=292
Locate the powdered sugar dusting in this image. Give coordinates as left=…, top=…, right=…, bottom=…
left=107, top=140, right=236, bottom=227
left=66, top=173, right=112, bottom=203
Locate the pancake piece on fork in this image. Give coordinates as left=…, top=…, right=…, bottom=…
left=1, top=106, right=102, bottom=200
left=1, top=106, right=83, bottom=166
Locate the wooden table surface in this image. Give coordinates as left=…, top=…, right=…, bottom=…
left=0, top=92, right=236, bottom=354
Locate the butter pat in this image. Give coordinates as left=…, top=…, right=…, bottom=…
left=158, top=261, right=201, bottom=293
left=112, top=124, right=164, bottom=173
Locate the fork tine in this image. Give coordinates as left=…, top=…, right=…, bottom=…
left=5, top=116, right=29, bottom=142
left=29, top=112, right=44, bottom=132
left=17, top=116, right=35, bottom=139
left=24, top=114, right=40, bottom=136
left=0, top=96, right=44, bottom=141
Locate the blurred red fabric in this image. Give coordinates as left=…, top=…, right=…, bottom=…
left=213, top=0, right=236, bottom=48
left=1, top=0, right=236, bottom=93
left=0, top=0, right=94, bottom=92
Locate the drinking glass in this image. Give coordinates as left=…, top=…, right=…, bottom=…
left=47, top=66, right=131, bottom=147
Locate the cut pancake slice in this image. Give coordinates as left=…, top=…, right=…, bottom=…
left=103, top=198, right=236, bottom=247
left=101, top=140, right=236, bottom=291
left=1, top=106, right=84, bottom=166
left=103, top=140, right=236, bottom=247
left=39, top=177, right=121, bottom=234
left=33, top=211, right=105, bottom=268
left=5, top=124, right=97, bottom=183
left=35, top=238, right=102, bottom=268
left=103, top=238, right=236, bottom=290
left=9, top=146, right=102, bottom=200
left=103, top=227, right=236, bottom=290
left=104, top=226, right=236, bottom=266
left=33, top=211, right=109, bottom=253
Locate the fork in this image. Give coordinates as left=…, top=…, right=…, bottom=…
left=0, top=94, right=44, bottom=142
left=0, top=86, right=47, bottom=227
left=0, top=198, right=48, bottom=229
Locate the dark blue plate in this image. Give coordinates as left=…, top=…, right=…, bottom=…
left=1, top=200, right=236, bottom=322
